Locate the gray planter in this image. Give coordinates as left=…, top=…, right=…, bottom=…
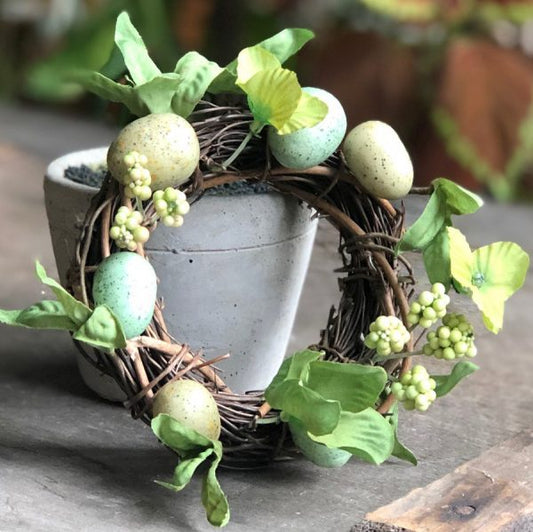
left=44, top=148, right=318, bottom=397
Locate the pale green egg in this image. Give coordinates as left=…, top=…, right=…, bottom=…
left=268, top=87, right=347, bottom=170
left=92, top=252, right=157, bottom=339
left=289, top=417, right=351, bottom=468
left=153, top=379, right=221, bottom=440
left=343, top=120, right=413, bottom=200
left=107, top=113, right=200, bottom=190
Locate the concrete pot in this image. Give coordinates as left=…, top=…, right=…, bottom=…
left=44, top=147, right=318, bottom=397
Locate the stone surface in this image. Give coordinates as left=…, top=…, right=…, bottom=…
left=1, top=105, right=532, bottom=531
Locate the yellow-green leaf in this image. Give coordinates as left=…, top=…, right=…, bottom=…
left=276, top=91, right=328, bottom=135
left=242, top=68, right=300, bottom=129
left=236, top=46, right=280, bottom=86
left=448, top=227, right=474, bottom=291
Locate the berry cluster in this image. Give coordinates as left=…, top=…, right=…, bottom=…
left=391, top=365, right=437, bottom=412
left=153, top=187, right=191, bottom=227
left=109, top=206, right=150, bottom=251
left=364, top=315, right=411, bottom=356
left=423, top=313, right=477, bottom=360
left=123, top=151, right=152, bottom=200
left=407, top=282, right=450, bottom=329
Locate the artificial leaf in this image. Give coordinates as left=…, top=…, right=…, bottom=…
left=201, top=440, right=230, bottom=527
left=433, top=177, right=483, bottom=215
left=34, top=261, right=92, bottom=326
left=114, top=12, right=160, bottom=85
left=236, top=46, right=280, bottom=86
left=310, top=408, right=394, bottom=464
left=172, top=52, right=222, bottom=117
left=0, top=301, right=77, bottom=331
left=397, top=186, right=447, bottom=253
left=265, top=379, right=341, bottom=436
left=151, top=415, right=229, bottom=528
left=266, top=349, right=323, bottom=395
left=433, top=360, right=479, bottom=397
left=423, top=226, right=451, bottom=288
left=276, top=91, right=328, bottom=135
left=72, top=305, right=127, bottom=350
left=240, top=68, right=301, bottom=128
left=70, top=70, right=147, bottom=116
left=208, top=28, right=314, bottom=94
left=388, top=404, right=417, bottom=465
left=134, top=73, right=181, bottom=114
left=448, top=227, right=530, bottom=333
left=305, top=361, right=387, bottom=413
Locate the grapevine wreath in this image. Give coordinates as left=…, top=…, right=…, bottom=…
left=1, top=14, right=530, bottom=527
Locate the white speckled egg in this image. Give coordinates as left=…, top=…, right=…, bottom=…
left=107, top=113, right=200, bottom=190
left=267, top=87, right=347, bottom=170
left=343, top=120, right=413, bottom=200
left=92, top=252, right=157, bottom=339
left=153, top=379, right=221, bottom=440
left=289, top=418, right=351, bottom=468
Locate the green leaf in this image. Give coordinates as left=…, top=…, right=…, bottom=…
left=236, top=46, right=281, bottom=86
left=310, top=408, right=394, bottom=464
left=305, top=361, right=387, bottom=413
left=70, top=70, right=148, bottom=116
left=449, top=227, right=530, bottom=333
left=388, top=404, right=417, bottom=465
left=276, top=90, right=328, bottom=135
left=114, top=12, right=160, bottom=85
left=72, top=305, right=127, bottom=350
left=134, top=73, right=181, bottom=114
left=432, top=178, right=483, bottom=216
left=398, top=190, right=447, bottom=253
left=433, top=361, right=479, bottom=397
left=152, top=415, right=230, bottom=528
left=241, top=67, right=301, bottom=128
left=0, top=301, right=77, bottom=331
left=208, top=28, right=314, bottom=94
left=423, top=226, right=451, bottom=288
left=172, top=52, right=222, bottom=117
left=34, top=261, right=92, bottom=326
left=265, top=379, right=341, bottom=436
left=265, top=349, right=323, bottom=396
left=201, top=440, right=230, bottom=527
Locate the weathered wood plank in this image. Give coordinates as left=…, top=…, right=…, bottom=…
left=366, top=431, right=533, bottom=532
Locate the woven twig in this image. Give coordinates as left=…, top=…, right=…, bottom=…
left=67, top=101, right=414, bottom=468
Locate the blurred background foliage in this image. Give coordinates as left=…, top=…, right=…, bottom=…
left=1, top=0, right=533, bottom=200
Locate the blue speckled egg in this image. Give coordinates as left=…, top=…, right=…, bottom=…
left=92, top=252, right=157, bottom=339
left=267, top=87, right=347, bottom=170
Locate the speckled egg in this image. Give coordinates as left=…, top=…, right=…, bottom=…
left=107, top=113, right=200, bottom=189
left=152, top=379, right=221, bottom=440
left=289, top=417, right=351, bottom=468
left=92, top=252, right=157, bottom=339
left=343, top=120, right=413, bottom=200
left=267, top=87, right=347, bottom=170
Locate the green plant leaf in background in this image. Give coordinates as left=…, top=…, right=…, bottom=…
left=134, top=73, right=182, bottom=114
left=114, top=11, right=161, bottom=85
left=151, top=414, right=230, bottom=527
left=388, top=404, right=417, bottom=465
left=72, top=305, right=127, bottom=350
left=208, top=28, right=315, bottom=94
left=433, top=360, right=480, bottom=397
left=309, top=408, right=395, bottom=464
left=448, top=227, right=529, bottom=333
left=0, top=301, right=77, bottom=331
left=397, top=178, right=483, bottom=287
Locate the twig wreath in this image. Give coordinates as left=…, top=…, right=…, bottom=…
left=0, top=14, right=529, bottom=527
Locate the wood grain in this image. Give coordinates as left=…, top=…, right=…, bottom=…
left=366, top=431, right=533, bottom=532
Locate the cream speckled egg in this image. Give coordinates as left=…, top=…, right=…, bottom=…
left=107, top=113, right=200, bottom=190
left=268, top=87, right=347, bottom=170
left=153, top=379, right=221, bottom=440
left=343, top=120, right=413, bottom=200
left=92, top=252, right=157, bottom=339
